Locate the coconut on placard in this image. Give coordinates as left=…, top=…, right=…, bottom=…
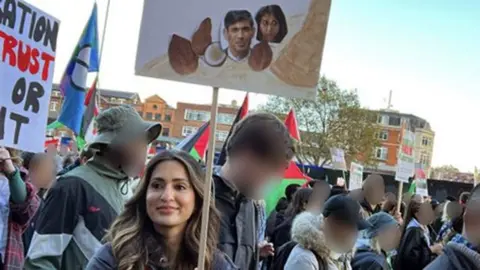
left=202, top=42, right=227, bottom=67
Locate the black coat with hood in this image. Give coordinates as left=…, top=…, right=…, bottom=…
left=425, top=242, right=480, bottom=270
left=394, top=227, right=434, bottom=270
left=351, top=246, right=389, bottom=270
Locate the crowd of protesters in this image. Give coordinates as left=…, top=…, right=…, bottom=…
left=0, top=104, right=479, bottom=269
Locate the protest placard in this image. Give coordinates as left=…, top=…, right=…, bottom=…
left=395, top=129, right=415, bottom=183
left=349, top=162, right=364, bottom=190
left=330, top=147, right=347, bottom=171
left=135, top=0, right=331, bottom=99
left=414, top=165, right=428, bottom=196
left=0, top=0, right=59, bottom=152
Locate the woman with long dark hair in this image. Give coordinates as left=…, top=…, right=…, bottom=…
left=272, top=188, right=313, bottom=249
left=395, top=200, right=443, bottom=270
left=255, top=5, right=288, bottom=43
left=86, top=150, right=236, bottom=270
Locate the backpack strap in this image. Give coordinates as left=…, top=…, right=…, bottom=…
left=310, top=249, right=329, bottom=270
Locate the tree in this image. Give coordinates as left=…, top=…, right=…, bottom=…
left=430, top=165, right=460, bottom=179
left=259, top=76, right=381, bottom=167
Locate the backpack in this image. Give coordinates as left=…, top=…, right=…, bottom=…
left=270, top=241, right=328, bottom=270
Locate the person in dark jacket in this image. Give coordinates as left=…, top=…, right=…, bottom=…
left=25, top=105, right=162, bottom=270
left=394, top=200, right=443, bottom=270
left=351, top=212, right=400, bottom=270
left=265, top=183, right=299, bottom=240
left=22, top=153, right=57, bottom=254
left=216, top=113, right=295, bottom=270
left=87, top=150, right=237, bottom=270
left=360, top=175, right=384, bottom=219
left=425, top=184, right=480, bottom=270
left=272, top=188, right=312, bottom=250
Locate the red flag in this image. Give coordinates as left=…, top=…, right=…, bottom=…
left=285, top=109, right=301, bottom=141
left=217, top=93, right=249, bottom=166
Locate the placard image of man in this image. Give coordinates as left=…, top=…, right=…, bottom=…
left=223, top=10, right=255, bottom=62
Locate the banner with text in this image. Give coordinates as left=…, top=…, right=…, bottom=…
left=395, top=128, right=415, bottom=183
left=135, top=0, right=331, bottom=99
left=0, top=0, right=59, bottom=152
left=330, top=148, right=347, bottom=171
left=349, top=162, right=363, bottom=190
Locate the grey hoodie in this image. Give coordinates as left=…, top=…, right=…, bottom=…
left=425, top=242, right=480, bottom=270
left=284, top=212, right=352, bottom=270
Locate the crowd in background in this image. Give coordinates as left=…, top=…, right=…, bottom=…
left=0, top=104, right=479, bottom=269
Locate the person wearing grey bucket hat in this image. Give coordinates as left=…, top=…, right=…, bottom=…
left=351, top=212, right=401, bottom=270
left=25, top=105, right=162, bottom=270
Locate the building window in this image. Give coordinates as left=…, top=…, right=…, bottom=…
left=50, top=101, right=58, bottom=111
left=153, top=104, right=158, bottom=110
left=215, top=130, right=229, bottom=142
left=164, top=114, right=172, bottom=122
left=217, top=113, right=235, bottom=125
left=375, top=147, right=388, bottom=160
left=162, top=127, right=170, bottom=137
left=146, top=112, right=153, bottom=120
left=155, top=113, right=161, bottom=120
left=377, top=115, right=389, bottom=125
left=377, top=130, right=388, bottom=141
left=182, top=126, right=198, bottom=137
left=185, top=109, right=210, bottom=121
left=420, top=153, right=430, bottom=166
left=118, top=98, right=125, bottom=104
left=422, top=136, right=431, bottom=146
left=388, top=116, right=401, bottom=126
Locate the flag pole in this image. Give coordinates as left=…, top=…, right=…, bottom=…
left=96, top=0, right=111, bottom=90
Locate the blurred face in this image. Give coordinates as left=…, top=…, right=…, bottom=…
left=29, top=158, right=55, bottom=189
left=224, top=20, right=254, bottom=58
left=259, top=13, right=279, bottom=42
left=46, top=145, right=57, bottom=155
left=323, top=217, right=358, bottom=253
left=416, top=202, right=434, bottom=225
left=464, top=199, right=480, bottom=246
left=366, top=180, right=385, bottom=205
left=377, top=224, right=401, bottom=251
left=146, top=160, right=196, bottom=231
left=232, top=152, right=285, bottom=199
left=120, top=137, right=148, bottom=177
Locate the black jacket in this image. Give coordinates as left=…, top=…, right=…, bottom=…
left=351, top=247, right=389, bottom=270
left=425, top=242, right=480, bottom=270
left=394, top=227, right=435, bottom=270
left=360, top=198, right=382, bottom=218
left=214, top=175, right=259, bottom=270
left=271, top=216, right=293, bottom=250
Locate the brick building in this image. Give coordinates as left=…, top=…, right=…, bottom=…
left=47, top=85, right=239, bottom=149
left=172, top=101, right=238, bottom=149
left=374, top=110, right=435, bottom=173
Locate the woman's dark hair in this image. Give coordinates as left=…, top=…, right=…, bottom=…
left=255, top=5, right=288, bottom=43
left=285, top=183, right=300, bottom=202
left=285, top=188, right=313, bottom=218
left=105, top=150, right=219, bottom=270
left=401, top=200, right=422, bottom=237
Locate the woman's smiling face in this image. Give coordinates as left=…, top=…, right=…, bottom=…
left=146, top=160, right=196, bottom=232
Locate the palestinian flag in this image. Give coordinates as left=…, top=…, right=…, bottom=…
left=216, top=94, right=249, bottom=166
left=265, top=109, right=311, bottom=214
left=78, top=76, right=99, bottom=148
left=175, top=122, right=210, bottom=161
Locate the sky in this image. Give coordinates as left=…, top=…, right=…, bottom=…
left=24, top=0, right=480, bottom=171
